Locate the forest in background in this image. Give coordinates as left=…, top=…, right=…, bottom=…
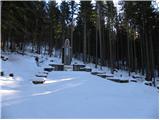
left=1, top=0, right=159, bottom=82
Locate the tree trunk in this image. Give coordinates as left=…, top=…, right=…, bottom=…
left=149, top=29, right=155, bottom=85
left=127, top=28, right=131, bottom=76
left=95, top=4, right=99, bottom=68
left=71, top=23, right=73, bottom=58
left=98, top=8, right=102, bottom=69
left=144, top=23, right=151, bottom=81
left=83, top=18, right=87, bottom=64
left=109, top=28, right=113, bottom=73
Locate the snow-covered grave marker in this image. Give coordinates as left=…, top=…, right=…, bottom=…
left=9, top=73, right=14, bottom=77
left=50, top=59, right=54, bottom=62
left=107, top=78, right=129, bottom=83
left=85, top=67, right=92, bottom=72
left=73, top=64, right=92, bottom=72
left=91, top=71, right=106, bottom=75
left=130, top=80, right=137, bottom=83
left=105, top=74, right=114, bottom=77
left=97, top=74, right=107, bottom=78
left=73, top=64, right=85, bottom=71
left=144, top=81, right=153, bottom=86
left=32, top=75, right=46, bottom=84
left=44, top=67, right=54, bottom=72
left=1, top=55, right=8, bottom=61
left=1, top=71, right=4, bottom=76
left=32, top=80, right=45, bottom=84
left=49, top=63, right=64, bottom=71
left=35, top=74, right=47, bottom=78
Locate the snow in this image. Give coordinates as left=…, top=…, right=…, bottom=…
left=0, top=53, right=159, bottom=119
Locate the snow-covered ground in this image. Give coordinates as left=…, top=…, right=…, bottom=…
left=0, top=52, right=159, bottom=118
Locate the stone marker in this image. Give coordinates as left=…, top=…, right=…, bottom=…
left=62, top=39, right=72, bottom=65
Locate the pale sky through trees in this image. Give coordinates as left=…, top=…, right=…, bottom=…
left=45, top=0, right=119, bottom=6
left=45, top=0, right=121, bottom=17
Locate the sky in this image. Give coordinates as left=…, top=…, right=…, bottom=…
left=45, top=0, right=159, bottom=12
left=44, top=0, right=120, bottom=15
left=54, top=0, right=119, bottom=7
left=45, top=0, right=121, bottom=25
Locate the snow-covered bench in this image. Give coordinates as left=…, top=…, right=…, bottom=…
left=32, top=80, right=45, bottom=84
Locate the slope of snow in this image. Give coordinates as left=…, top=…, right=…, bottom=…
left=0, top=53, right=159, bottom=119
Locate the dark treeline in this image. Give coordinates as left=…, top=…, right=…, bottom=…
left=1, top=1, right=159, bottom=81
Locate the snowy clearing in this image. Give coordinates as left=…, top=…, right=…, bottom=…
left=0, top=53, right=159, bottom=119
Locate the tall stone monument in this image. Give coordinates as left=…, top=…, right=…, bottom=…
left=62, top=39, right=72, bottom=65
